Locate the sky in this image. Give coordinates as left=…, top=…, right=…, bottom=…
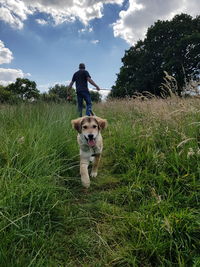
left=0, top=0, right=200, bottom=98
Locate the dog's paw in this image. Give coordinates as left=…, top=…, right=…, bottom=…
left=81, top=175, right=90, bottom=188
left=91, top=171, right=97, bottom=178
left=82, top=181, right=90, bottom=188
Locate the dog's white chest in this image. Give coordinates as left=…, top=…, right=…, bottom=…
left=80, top=144, right=101, bottom=156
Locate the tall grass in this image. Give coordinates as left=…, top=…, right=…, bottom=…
left=0, top=98, right=200, bottom=266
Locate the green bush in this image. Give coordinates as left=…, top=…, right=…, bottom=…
left=0, top=86, right=18, bottom=104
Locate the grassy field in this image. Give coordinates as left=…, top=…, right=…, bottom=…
left=0, top=98, right=200, bottom=266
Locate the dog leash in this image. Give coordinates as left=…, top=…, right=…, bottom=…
left=90, top=110, right=96, bottom=116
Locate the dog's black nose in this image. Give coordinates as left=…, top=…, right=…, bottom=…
left=88, top=134, right=94, bottom=140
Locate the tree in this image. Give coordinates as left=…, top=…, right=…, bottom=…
left=48, top=84, right=67, bottom=99
left=90, top=90, right=101, bottom=102
left=0, top=85, right=17, bottom=103
left=111, top=14, right=200, bottom=97
left=48, top=84, right=77, bottom=103
left=8, top=78, right=40, bottom=100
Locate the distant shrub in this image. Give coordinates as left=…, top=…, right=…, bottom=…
left=0, top=85, right=18, bottom=104
left=90, top=90, right=101, bottom=102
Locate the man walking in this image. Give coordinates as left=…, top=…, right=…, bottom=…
left=68, top=63, right=100, bottom=117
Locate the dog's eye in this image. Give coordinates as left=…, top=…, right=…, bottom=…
left=83, top=125, right=87, bottom=129
left=93, top=125, right=97, bottom=128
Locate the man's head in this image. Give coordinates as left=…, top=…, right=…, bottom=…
left=79, top=63, right=85, bottom=70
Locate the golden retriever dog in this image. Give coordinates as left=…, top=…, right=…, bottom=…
left=71, top=116, right=107, bottom=188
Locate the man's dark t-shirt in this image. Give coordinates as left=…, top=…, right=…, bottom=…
left=72, top=70, right=91, bottom=92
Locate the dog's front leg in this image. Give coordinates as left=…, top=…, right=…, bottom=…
left=91, top=154, right=101, bottom=178
left=80, top=158, right=90, bottom=188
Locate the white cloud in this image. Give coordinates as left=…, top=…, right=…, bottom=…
left=35, top=18, right=48, bottom=25
left=0, top=40, right=13, bottom=64
left=91, top=39, right=99, bottom=44
left=113, top=0, right=200, bottom=44
left=2, top=0, right=198, bottom=46
left=0, top=0, right=33, bottom=29
left=78, top=26, right=93, bottom=33
left=0, top=68, right=30, bottom=85
left=0, top=0, right=123, bottom=29
left=0, top=40, right=30, bottom=85
left=99, top=89, right=110, bottom=100
left=88, top=27, right=93, bottom=33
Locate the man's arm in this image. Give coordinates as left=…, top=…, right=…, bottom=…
left=67, top=81, right=74, bottom=100
left=87, top=77, right=100, bottom=91
left=68, top=81, right=74, bottom=89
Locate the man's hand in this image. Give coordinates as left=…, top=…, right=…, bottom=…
left=88, top=77, right=100, bottom=91
left=68, top=81, right=74, bottom=89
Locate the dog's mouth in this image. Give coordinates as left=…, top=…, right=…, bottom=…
left=85, top=136, right=96, bottom=147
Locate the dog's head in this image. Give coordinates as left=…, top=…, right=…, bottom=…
left=71, top=116, right=107, bottom=147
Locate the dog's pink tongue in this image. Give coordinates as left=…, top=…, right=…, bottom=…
left=88, top=140, right=95, bottom=147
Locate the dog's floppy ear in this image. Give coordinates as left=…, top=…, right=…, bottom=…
left=71, top=117, right=82, bottom=133
left=95, top=116, right=108, bottom=130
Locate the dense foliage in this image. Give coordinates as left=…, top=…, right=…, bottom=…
left=0, top=78, right=40, bottom=103
left=90, top=90, right=102, bottom=102
left=8, top=78, right=40, bottom=100
left=110, top=14, right=200, bottom=98
left=40, top=84, right=77, bottom=103
left=41, top=84, right=101, bottom=103
left=0, top=80, right=101, bottom=104
left=0, top=85, right=17, bottom=103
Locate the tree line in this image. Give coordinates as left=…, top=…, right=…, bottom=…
left=0, top=78, right=101, bottom=104
left=110, top=14, right=200, bottom=98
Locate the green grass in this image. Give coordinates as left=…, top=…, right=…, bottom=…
left=0, top=99, right=200, bottom=266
